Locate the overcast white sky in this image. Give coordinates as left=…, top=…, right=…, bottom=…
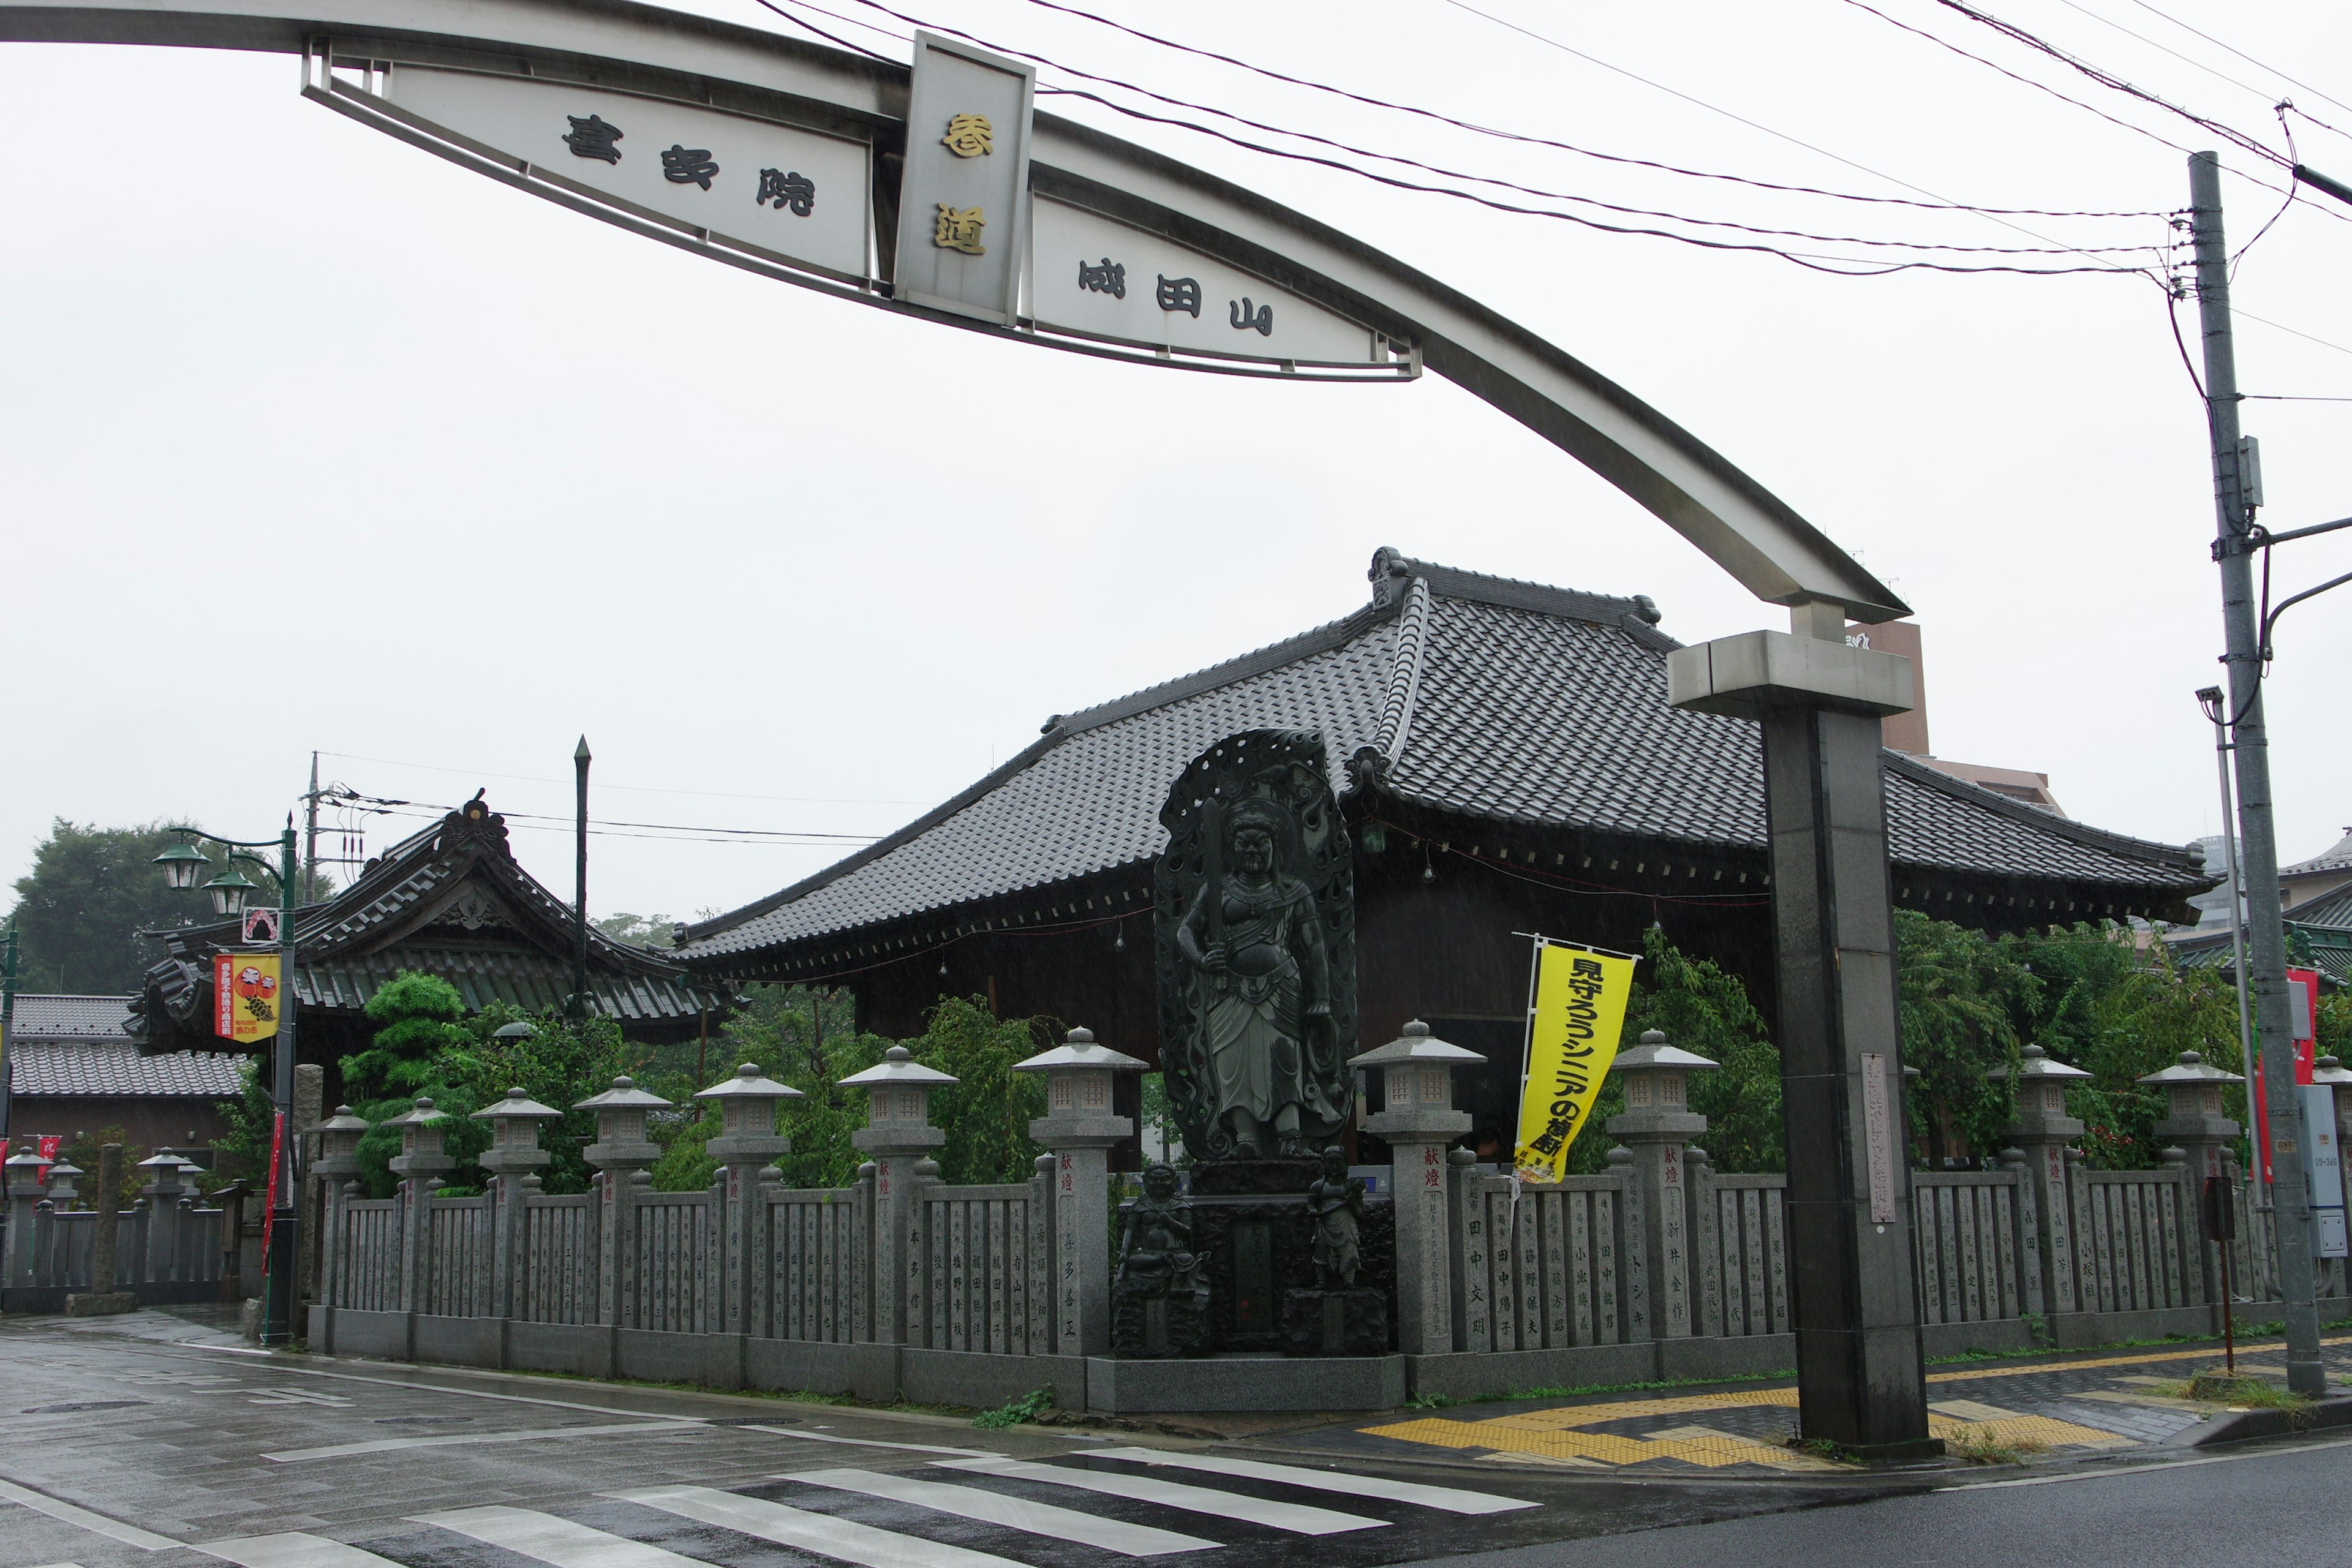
left=3, top=0, right=2348, bottom=930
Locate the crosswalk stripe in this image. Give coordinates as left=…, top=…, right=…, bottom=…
left=786, top=1466, right=1221, bottom=1556
left=736, top=1423, right=999, bottom=1458
left=608, top=1483, right=1037, bottom=1568
left=929, top=1458, right=1389, bottom=1536
left=270, top=1421, right=703, bottom=1463
left=0, top=1477, right=181, bottom=1550
left=410, top=1506, right=706, bottom=1568
left=202, top=1532, right=413, bottom=1568
left=1084, top=1447, right=1538, bottom=1515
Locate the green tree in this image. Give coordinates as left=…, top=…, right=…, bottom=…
left=56, top=1125, right=147, bottom=1210
left=211, top=1055, right=278, bottom=1188
left=1894, top=910, right=2037, bottom=1167
left=343, top=971, right=480, bottom=1196
left=8, top=820, right=213, bottom=993
left=594, top=912, right=676, bottom=949
left=1562, top=927, right=1782, bottom=1176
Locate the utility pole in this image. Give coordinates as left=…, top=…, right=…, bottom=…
left=571, top=736, right=591, bottom=1021
left=2188, top=150, right=2323, bottom=1395
left=303, top=752, right=322, bottom=904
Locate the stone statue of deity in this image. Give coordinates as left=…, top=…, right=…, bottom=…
left=1155, top=730, right=1356, bottom=1161
left=1305, top=1145, right=1365, bottom=1288
left=1114, top=1163, right=1213, bottom=1355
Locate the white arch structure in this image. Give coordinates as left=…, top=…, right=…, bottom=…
left=4, top=0, right=1907, bottom=621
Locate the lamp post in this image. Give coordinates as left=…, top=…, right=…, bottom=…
left=152, top=820, right=303, bottom=1345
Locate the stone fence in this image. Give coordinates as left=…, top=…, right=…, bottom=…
left=7, top=1030, right=2340, bottom=1415
left=2, top=1148, right=232, bottom=1313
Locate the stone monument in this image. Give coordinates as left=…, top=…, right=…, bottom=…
left=1151, top=729, right=1387, bottom=1354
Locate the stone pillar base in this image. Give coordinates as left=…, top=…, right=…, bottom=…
left=65, top=1292, right=138, bottom=1317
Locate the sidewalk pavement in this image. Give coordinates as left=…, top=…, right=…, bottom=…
left=1280, top=1335, right=2352, bottom=1476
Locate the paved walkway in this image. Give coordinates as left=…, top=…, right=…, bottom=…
left=1305, top=1336, right=2352, bottom=1475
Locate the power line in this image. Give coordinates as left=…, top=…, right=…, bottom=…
left=1923, top=0, right=2285, bottom=166
left=364, top=803, right=881, bottom=848
left=2046, top=0, right=2287, bottom=115
left=2117, top=0, right=2352, bottom=130
left=992, top=0, right=2162, bottom=219
left=1835, top=0, right=2196, bottom=156
left=772, top=0, right=2149, bottom=276
left=1037, top=84, right=2149, bottom=277
left=315, top=749, right=931, bottom=809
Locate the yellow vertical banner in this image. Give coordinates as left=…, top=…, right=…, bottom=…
left=1514, top=941, right=1638, bottom=1181
left=214, top=952, right=284, bottom=1043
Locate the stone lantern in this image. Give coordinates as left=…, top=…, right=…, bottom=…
left=314, top=1106, right=372, bottom=1186
left=43, top=1161, right=83, bottom=1209
left=3, top=1151, right=50, bottom=1291
left=2138, top=1050, right=2244, bottom=1180
left=842, top=1047, right=955, bottom=1152
left=1352, top=1020, right=1485, bottom=1354
left=574, top=1077, right=669, bottom=1175
left=1608, top=1031, right=1718, bottom=1137
left=839, top=1046, right=958, bottom=1344
left=1994, top=1044, right=2093, bottom=1141
left=1990, top=1043, right=2094, bottom=1313
left=382, top=1098, right=455, bottom=1184
left=1016, top=1027, right=1144, bottom=1139
left=136, top=1150, right=191, bottom=1202
left=1605, top=1030, right=1718, bottom=1341
left=468, top=1088, right=561, bottom=1320
left=1015, top=1027, right=1144, bottom=1358
left=697, top=1063, right=802, bottom=1170
left=697, top=1062, right=802, bottom=1337
left=472, top=1087, right=563, bottom=1179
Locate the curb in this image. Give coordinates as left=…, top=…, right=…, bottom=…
left=2168, top=1393, right=2352, bottom=1447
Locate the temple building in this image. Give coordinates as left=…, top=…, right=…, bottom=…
left=674, top=550, right=2209, bottom=1150
left=133, top=798, right=717, bottom=1105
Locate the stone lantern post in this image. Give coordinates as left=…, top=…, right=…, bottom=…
left=381, top=1098, right=453, bottom=1314
left=840, top=1046, right=957, bottom=1344
left=472, top=1088, right=562, bottom=1321
left=575, top=1077, right=670, bottom=1329
left=2139, top=1050, right=2245, bottom=1315
left=1014, top=1026, right=1144, bottom=1357
left=1352, top=1021, right=1483, bottom=1354
left=312, top=1106, right=371, bottom=1311
left=696, top=1063, right=802, bottom=1337
left=4, top=1149, right=48, bottom=1292
left=1605, top=1030, right=1718, bottom=1341
left=136, top=1152, right=195, bottom=1286
left=1994, top=1044, right=2093, bottom=1314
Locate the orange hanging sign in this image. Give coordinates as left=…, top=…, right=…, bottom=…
left=214, top=952, right=284, bottom=1042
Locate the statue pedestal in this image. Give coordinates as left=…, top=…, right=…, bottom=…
left=1114, top=1285, right=1214, bottom=1357
left=1282, top=1288, right=1387, bottom=1356
left=1182, top=1158, right=1392, bottom=1355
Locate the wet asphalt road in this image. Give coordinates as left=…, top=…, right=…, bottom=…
left=0, top=1308, right=2338, bottom=1567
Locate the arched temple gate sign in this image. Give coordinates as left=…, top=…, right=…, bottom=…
left=1, top=0, right=1937, bottom=1454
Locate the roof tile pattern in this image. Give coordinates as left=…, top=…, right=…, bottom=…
left=9, top=995, right=136, bottom=1041
left=13, top=1041, right=243, bottom=1097
left=685, top=563, right=2201, bottom=961
left=688, top=619, right=1403, bottom=958
left=2285, top=829, right=2352, bottom=880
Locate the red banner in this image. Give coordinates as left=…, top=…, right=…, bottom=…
left=2252, top=968, right=2326, bottom=1185
left=262, top=1109, right=286, bottom=1259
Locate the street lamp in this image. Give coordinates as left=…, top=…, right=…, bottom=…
left=202, top=869, right=260, bottom=918
left=150, top=818, right=304, bottom=1346
left=154, top=842, right=212, bottom=891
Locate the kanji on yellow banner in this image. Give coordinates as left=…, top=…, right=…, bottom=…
left=1514, top=942, right=1637, bottom=1180
left=214, top=952, right=282, bottom=1043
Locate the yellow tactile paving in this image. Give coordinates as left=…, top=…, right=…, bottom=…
left=1361, top=1411, right=1840, bottom=1471
left=1360, top=1337, right=2352, bottom=1471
